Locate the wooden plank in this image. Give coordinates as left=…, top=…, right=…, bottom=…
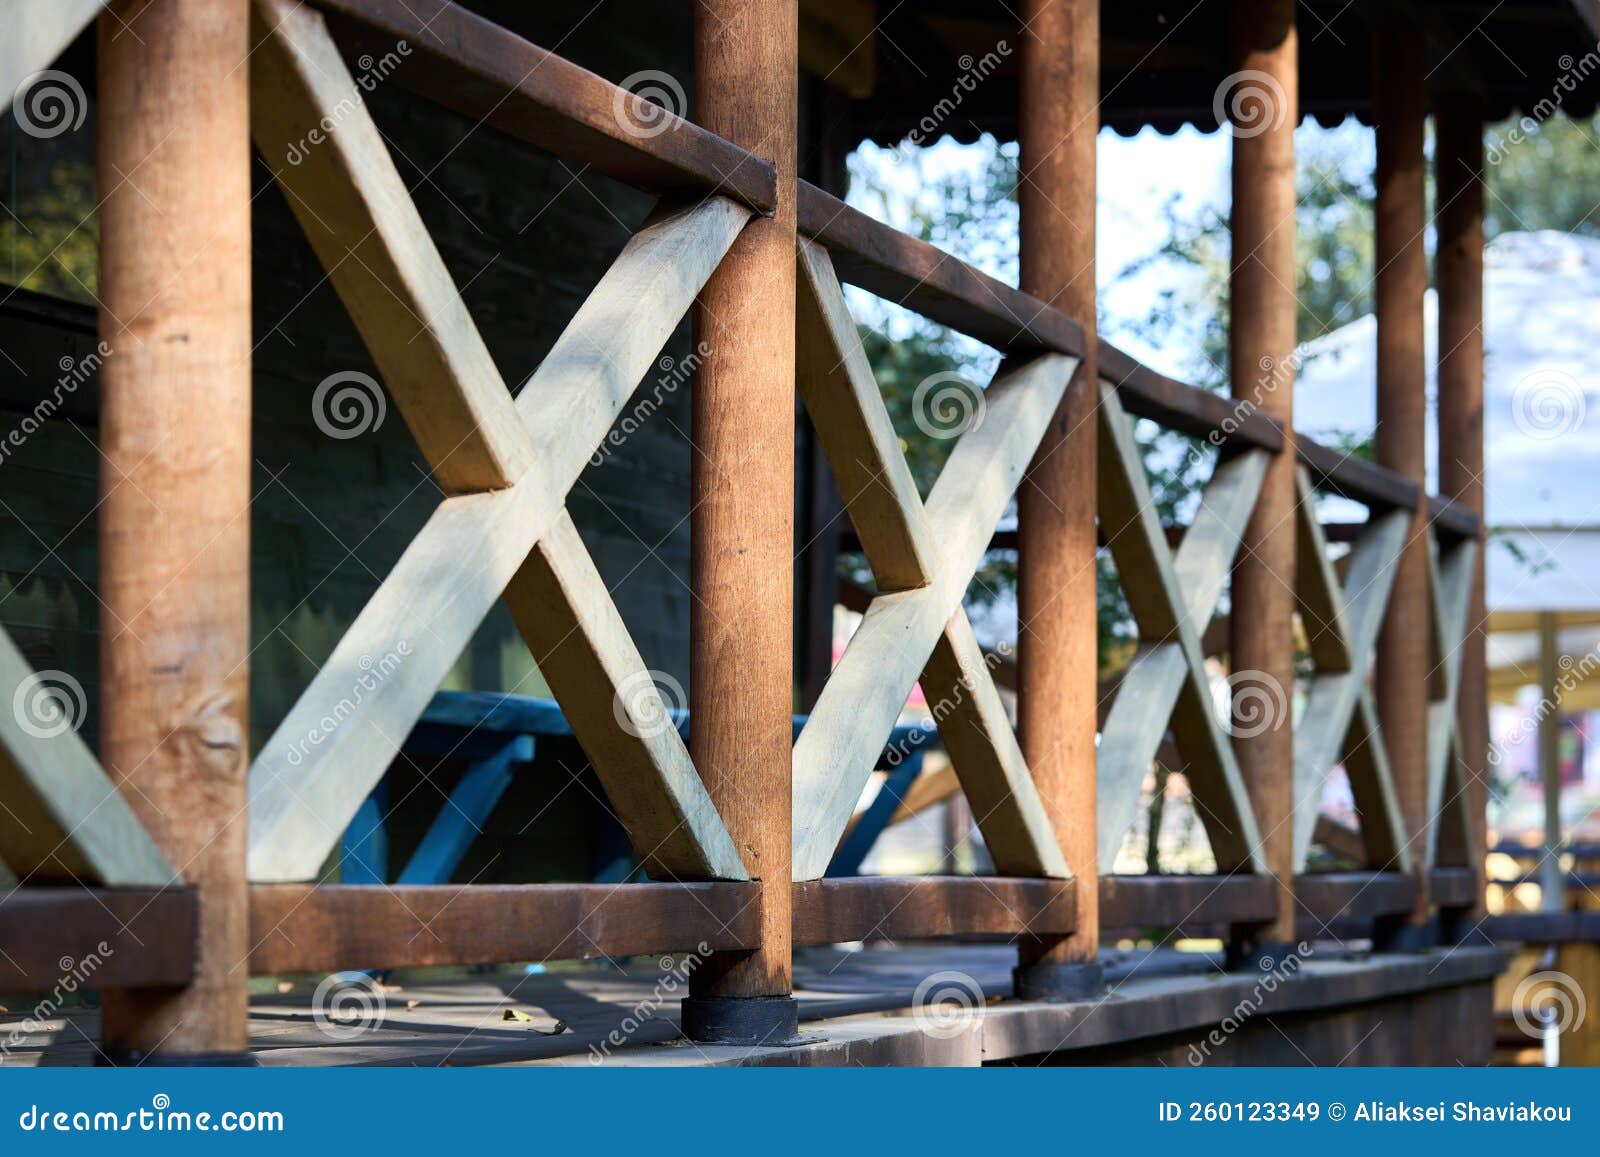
left=1425, top=538, right=1479, bottom=866
left=1294, top=469, right=1353, bottom=672
left=0, top=887, right=196, bottom=996
left=247, top=197, right=749, bottom=882
left=1430, top=866, right=1478, bottom=909
left=248, top=883, right=762, bottom=973
left=96, top=0, right=254, bottom=1061
left=920, top=609, right=1069, bottom=878
left=501, top=511, right=746, bottom=880
left=304, top=0, right=776, bottom=212
left=1297, top=438, right=1421, bottom=513
left=1294, top=872, right=1415, bottom=927
left=795, top=239, right=936, bottom=591
left=1488, top=912, right=1600, bottom=944
left=0, top=0, right=102, bottom=104
left=1096, top=643, right=1188, bottom=869
left=1341, top=689, right=1411, bottom=870
left=0, top=631, right=173, bottom=885
left=792, top=354, right=1075, bottom=880
left=1171, top=449, right=1269, bottom=632
left=1098, top=343, right=1284, bottom=451
left=1098, top=874, right=1278, bottom=931
left=252, top=0, right=536, bottom=495
left=792, top=877, right=1076, bottom=945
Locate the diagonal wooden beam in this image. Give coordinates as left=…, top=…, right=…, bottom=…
left=251, top=0, right=534, bottom=495
left=1095, top=384, right=1265, bottom=873
left=796, top=239, right=936, bottom=592
left=247, top=197, right=751, bottom=881
left=792, top=353, right=1077, bottom=880
left=501, top=511, right=746, bottom=880
left=1293, top=468, right=1354, bottom=672
left=1291, top=505, right=1410, bottom=870
left=0, top=629, right=173, bottom=886
left=0, top=0, right=103, bottom=108
left=1342, top=688, right=1411, bottom=871
left=1426, top=537, right=1479, bottom=867
left=921, top=609, right=1068, bottom=877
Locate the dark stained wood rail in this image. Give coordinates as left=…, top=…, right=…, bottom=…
left=792, top=877, right=1076, bottom=945
left=249, top=883, right=764, bottom=974
left=0, top=888, right=197, bottom=995
left=306, top=0, right=777, bottom=213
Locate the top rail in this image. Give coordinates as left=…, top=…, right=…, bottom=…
left=305, top=0, right=777, bottom=213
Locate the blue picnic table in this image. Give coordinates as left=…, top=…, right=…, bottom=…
left=340, top=690, right=942, bottom=886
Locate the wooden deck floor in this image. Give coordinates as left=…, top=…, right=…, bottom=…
left=5, top=943, right=1505, bottom=1067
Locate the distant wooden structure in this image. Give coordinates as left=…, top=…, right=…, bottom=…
left=4, top=0, right=1596, bottom=1064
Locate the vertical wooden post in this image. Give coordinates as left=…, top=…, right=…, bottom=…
left=1537, top=612, right=1564, bottom=912
left=1435, top=96, right=1488, bottom=920
left=683, top=0, right=798, bottom=1044
left=1373, top=13, right=1432, bottom=947
left=1227, top=0, right=1298, bottom=958
left=1013, top=0, right=1102, bottom=1001
left=97, top=0, right=253, bottom=1063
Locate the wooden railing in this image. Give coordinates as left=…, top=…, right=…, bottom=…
left=0, top=0, right=1487, bottom=1047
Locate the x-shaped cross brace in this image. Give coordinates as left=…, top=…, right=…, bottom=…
left=1095, top=386, right=1269, bottom=874
left=1291, top=468, right=1412, bottom=871
left=790, top=238, right=1075, bottom=882
left=245, top=0, right=747, bottom=882
left=1425, top=533, right=1480, bottom=867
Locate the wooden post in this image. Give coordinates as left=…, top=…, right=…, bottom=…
left=683, top=0, right=798, bottom=1044
left=1226, top=0, right=1298, bottom=959
left=1013, top=0, right=1101, bottom=1001
left=97, top=0, right=253, bottom=1063
left=1537, top=612, right=1564, bottom=912
left=1435, top=96, right=1489, bottom=921
left=1373, top=13, right=1432, bottom=947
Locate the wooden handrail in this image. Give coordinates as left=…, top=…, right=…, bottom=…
left=305, top=0, right=777, bottom=213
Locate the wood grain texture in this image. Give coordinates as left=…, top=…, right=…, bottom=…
left=249, top=883, right=761, bottom=973
left=0, top=630, right=173, bottom=885
left=97, top=0, right=253, bottom=1057
left=252, top=0, right=535, bottom=495
left=1015, top=0, right=1100, bottom=973
left=688, top=0, right=798, bottom=1003
left=305, top=0, right=776, bottom=212
left=1435, top=95, right=1487, bottom=912
left=0, top=887, right=196, bottom=996
left=1373, top=11, right=1433, bottom=927
left=1426, top=539, right=1479, bottom=867
left=248, top=197, right=751, bottom=881
left=792, top=877, right=1076, bottom=945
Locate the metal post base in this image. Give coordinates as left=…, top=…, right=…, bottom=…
left=680, top=995, right=800, bottom=1045
left=1012, top=961, right=1105, bottom=1002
